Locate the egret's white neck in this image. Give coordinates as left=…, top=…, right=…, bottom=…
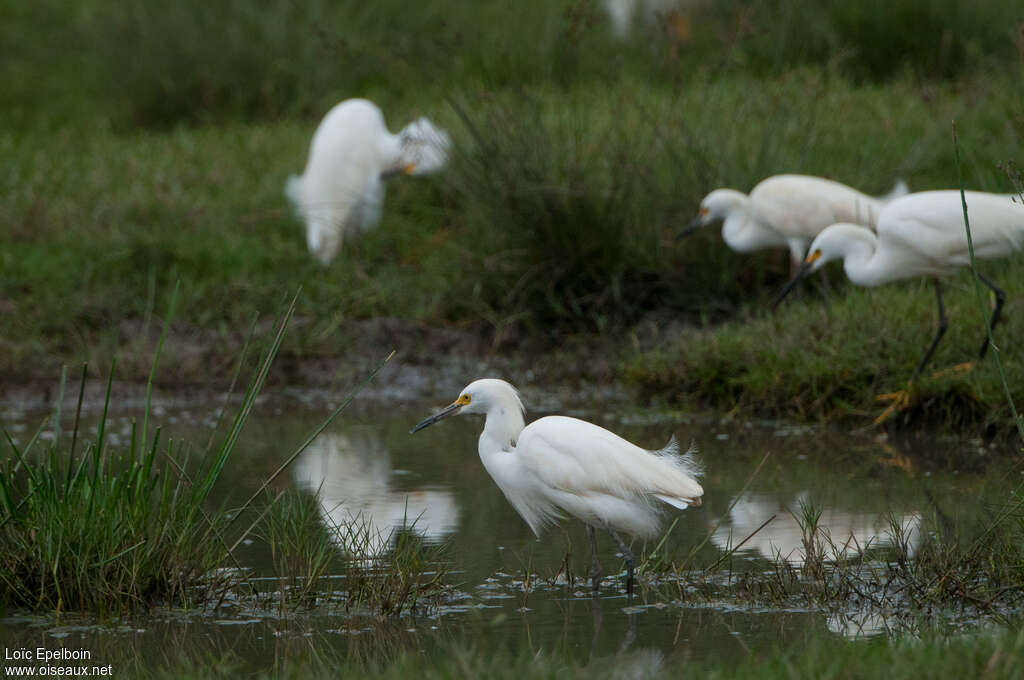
left=477, top=403, right=526, bottom=458
left=378, top=131, right=404, bottom=173
left=720, top=196, right=786, bottom=253
left=825, top=225, right=888, bottom=286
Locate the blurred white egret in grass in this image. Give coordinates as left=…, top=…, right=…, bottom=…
left=602, top=0, right=693, bottom=39
left=286, top=98, right=451, bottom=265
left=775, top=191, right=1024, bottom=393
left=293, top=431, right=459, bottom=558
left=684, top=175, right=909, bottom=270
left=409, top=378, right=703, bottom=595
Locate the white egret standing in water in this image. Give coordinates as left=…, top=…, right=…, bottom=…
left=774, top=190, right=1024, bottom=418
left=410, top=378, right=703, bottom=595
left=286, top=98, right=451, bottom=265
left=683, top=174, right=909, bottom=270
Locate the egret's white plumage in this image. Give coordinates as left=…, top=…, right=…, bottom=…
left=410, top=378, right=703, bottom=594
left=686, top=174, right=909, bottom=267
left=602, top=0, right=690, bottom=38
left=797, top=191, right=1024, bottom=285
left=286, top=98, right=451, bottom=265
left=777, top=190, right=1024, bottom=382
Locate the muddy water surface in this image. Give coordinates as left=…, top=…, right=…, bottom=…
left=0, top=393, right=1014, bottom=675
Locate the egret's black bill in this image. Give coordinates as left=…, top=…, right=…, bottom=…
left=677, top=216, right=704, bottom=240
left=772, top=260, right=814, bottom=311
left=409, top=402, right=462, bottom=434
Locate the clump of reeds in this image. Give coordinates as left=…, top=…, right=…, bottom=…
left=327, top=513, right=451, bottom=617
left=0, top=285, right=299, bottom=613
left=0, top=404, right=233, bottom=613
left=256, top=488, right=451, bottom=617
left=260, top=488, right=339, bottom=612
left=0, top=289, right=432, bottom=617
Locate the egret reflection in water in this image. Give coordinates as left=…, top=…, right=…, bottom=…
left=826, top=610, right=894, bottom=639
left=710, top=493, right=922, bottom=565
left=293, top=430, right=459, bottom=557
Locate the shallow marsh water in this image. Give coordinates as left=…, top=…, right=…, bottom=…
left=0, top=392, right=1018, bottom=676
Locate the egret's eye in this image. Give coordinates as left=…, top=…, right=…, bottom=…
left=699, top=207, right=709, bottom=216
left=806, top=250, right=822, bottom=264
left=456, top=394, right=472, bottom=406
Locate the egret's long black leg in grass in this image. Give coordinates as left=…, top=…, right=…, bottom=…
left=605, top=526, right=635, bottom=597
left=911, top=278, right=949, bottom=383
left=587, top=525, right=602, bottom=593
left=975, top=271, right=1006, bottom=359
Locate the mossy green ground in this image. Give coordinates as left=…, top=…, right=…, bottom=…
left=3, top=0, right=1023, bottom=434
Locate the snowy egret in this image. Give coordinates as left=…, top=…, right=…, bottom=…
left=602, top=0, right=690, bottom=39
left=286, top=98, right=451, bottom=265
left=683, top=175, right=909, bottom=270
left=409, top=378, right=703, bottom=595
left=774, top=190, right=1024, bottom=387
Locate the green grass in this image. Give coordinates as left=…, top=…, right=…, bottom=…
left=0, top=295, right=433, bottom=615
left=258, top=488, right=451, bottom=617
left=2, top=0, right=1023, bottom=433
left=5, top=0, right=1020, bottom=131
left=0, top=287, right=286, bottom=613
left=623, top=261, right=1024, bottom=432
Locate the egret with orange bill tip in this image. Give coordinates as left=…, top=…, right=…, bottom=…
left=286, top=98, right=450, bottom=265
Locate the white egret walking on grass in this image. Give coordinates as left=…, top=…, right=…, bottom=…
left=409, top=379, right=703, bottom=595
left=286, top=98, right=451, bottom=265
left=683, top=174, right=909, bottom=270
left=774, top=190, right=1024, bottom=419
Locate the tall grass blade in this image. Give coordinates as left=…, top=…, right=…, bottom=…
left=141, top=280, right=180, bottom=452
left=952, top=122, right=1024, bottom=441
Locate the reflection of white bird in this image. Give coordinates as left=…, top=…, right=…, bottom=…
left=710, top=493, right=921, bottom=565
left=293, top=431, right=459, bottom=558
left=684, top=175, right=909, bottom=269
left=776, top=191, right=1024, bottom=384
left=286, top=98, right=451, bottom=265
left=410, top=378, right=703, bottom=595
left=826, top=610, right=893, bottom=639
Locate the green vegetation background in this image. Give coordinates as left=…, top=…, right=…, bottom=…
left=3, top=0, right=1023, bottom=431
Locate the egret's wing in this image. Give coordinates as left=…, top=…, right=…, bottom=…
left=515, top=417, right=703, bottom=503
left=752, top=175, right=884, bottom=239
left=878, top=192, right=1024, bottom=272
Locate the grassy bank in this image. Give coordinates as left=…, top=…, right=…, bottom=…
left=3, top=0, right=1023, bottom=433
left=624, top=262, right=1024, bottom=432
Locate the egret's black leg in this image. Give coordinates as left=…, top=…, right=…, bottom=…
left=911, top=278, right=949, bottom=383
left=975, top=271, right=1006, bottom=359
left=605, top=527, right=635, bottom=597
left=587, top=525, right=602, bottom=594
